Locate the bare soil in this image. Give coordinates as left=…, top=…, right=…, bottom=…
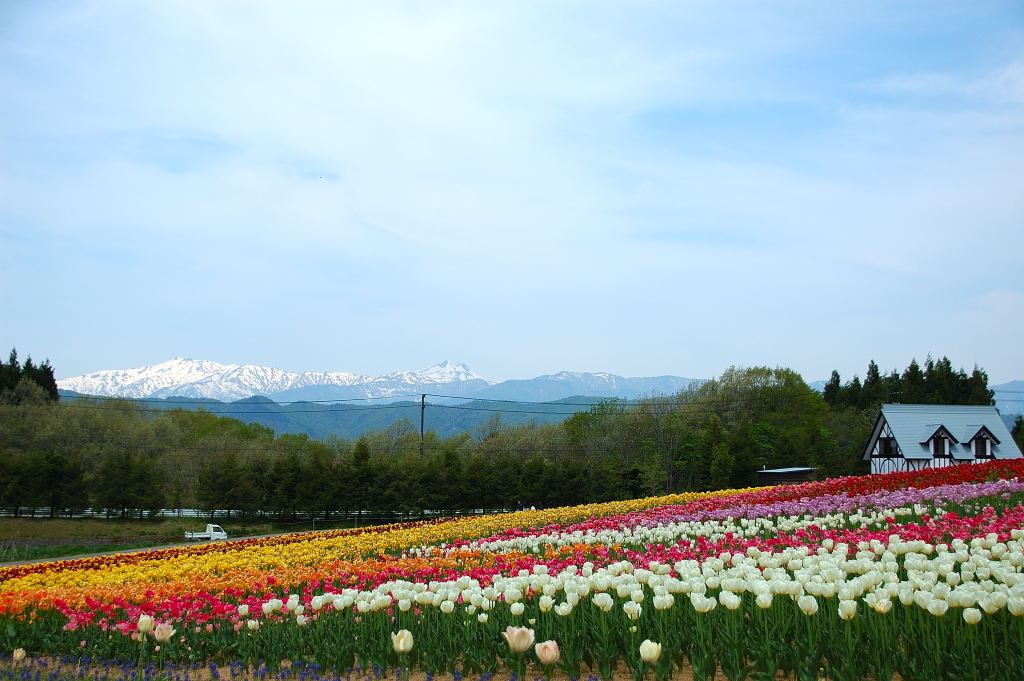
left=1, top=657, right=867, bottom=681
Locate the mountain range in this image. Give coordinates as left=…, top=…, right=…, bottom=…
left=58, top=358, right=699, bottom=404
left=56, top=359, right=1022, bottom=439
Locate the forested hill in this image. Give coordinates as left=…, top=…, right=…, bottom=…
left=58, top=374, right=1023, bottom=441
left=57, top=391, right=604, bottom=439
left=5, top=359, right=1021, bottom=519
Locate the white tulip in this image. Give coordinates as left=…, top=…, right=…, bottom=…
left=797, top=596, right=819, bottom=616
left=391, top=629, right=414, bottom=654
left=963, top=608, right=982, bottom=625
left=639, top=639, right=662, bottom=664
left=136, top=614, right=154, bottom=634
left=719, top=591, right=741, bottom=611
left=592, top=593, right=614, bottom=612
left=691, top=594, right=716, bottom=613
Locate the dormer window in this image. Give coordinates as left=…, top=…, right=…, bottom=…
left=968, top=426, right=999, bottom=459
left=920, top=425, right=957, bottom=459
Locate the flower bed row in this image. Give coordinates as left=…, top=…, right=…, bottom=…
left=4, top=459, right=1024, bottom=681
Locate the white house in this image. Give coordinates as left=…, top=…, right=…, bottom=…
left=863, top=404, right=1022, bottom=475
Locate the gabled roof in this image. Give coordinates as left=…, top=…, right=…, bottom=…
left=863, top=404, right=1022, bottom=461
left=958, top=424, right=1001, bottom=445
left=918, top=424, right=956, bottom=444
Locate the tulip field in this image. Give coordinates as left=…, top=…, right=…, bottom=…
left=5, top=461, right=1024, bottom=680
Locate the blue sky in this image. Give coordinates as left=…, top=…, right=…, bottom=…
left=2, top=1, right=1022, bottom=384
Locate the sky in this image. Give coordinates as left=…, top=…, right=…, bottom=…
left=2, top=1, right=1023, bottom=385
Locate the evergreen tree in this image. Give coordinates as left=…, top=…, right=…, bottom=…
left=883, top=369, right=901, bottom=404
left=966, top=367, right=995, bottom=405
left=844, top=375, right=863, bottom=409
left=823, top=370, right=841, bottom=407
left=0, top=349, right=59, bottom=403
left=0, top=349, right=19, bottom=391
left=901, top=359, right=925, bottom=403
left=925, top=356, right=956, bottom=403
left=862, top=360, right=884, bottom=407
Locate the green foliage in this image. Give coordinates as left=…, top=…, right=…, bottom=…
left=1, top=354, right=999, bottom=517
left=829, top=356, right=994, bottom=410
left=0, top=348, right=59, bottom=404
left=709, top=442, right=733, bottom=489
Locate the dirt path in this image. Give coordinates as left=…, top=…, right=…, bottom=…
left=0, top=532, right=291, bottom=568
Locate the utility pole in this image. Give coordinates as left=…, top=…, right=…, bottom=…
left=420, top=393, right=426, bottom=456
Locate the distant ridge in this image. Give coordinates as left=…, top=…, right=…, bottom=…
left=56, top=391, right=609, bottom=439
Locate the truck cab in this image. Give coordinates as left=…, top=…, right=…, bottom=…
left=185, top=524, right=228, bottom=541
left=207, top=524, right=227, bottom=540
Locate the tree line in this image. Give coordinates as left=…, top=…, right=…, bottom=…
left=822, top=356, right=993, bottom=410
left=0, top=352, right=1015, bottom=521
left=0, top=348, right=59, bottom=404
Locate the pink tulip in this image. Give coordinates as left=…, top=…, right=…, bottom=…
left=535, top=640, right=560, bottom=665
left=502, top=626, right=535, bottom=653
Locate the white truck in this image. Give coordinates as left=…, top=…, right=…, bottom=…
left=185, top=524, right=228, bottom=541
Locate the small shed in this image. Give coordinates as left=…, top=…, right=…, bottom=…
left=863, top=404, right=1022, bottom=474
left=756, top=467, right=815, bottom=485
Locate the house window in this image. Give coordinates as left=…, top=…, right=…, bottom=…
left=879, top=437, right=896, bottom=457
left=932, top=436, right=949, bottom=458
left=975, top=437, right=992, bottom=459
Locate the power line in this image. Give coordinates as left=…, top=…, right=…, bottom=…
left=48, top=398, right=801, bottom=417
left=429, top=404, right=593, bottom=416
left=423, top=393, right=610, bottom=406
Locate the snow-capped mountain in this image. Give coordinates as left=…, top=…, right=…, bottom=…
left=58, top=358, right=701, bottom=404
left=380, top=360, right=481, bottom=386
left=58, top=358, right=486, bottom=402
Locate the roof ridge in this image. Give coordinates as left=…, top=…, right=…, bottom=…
left=883, top=404, right=994, bottom=410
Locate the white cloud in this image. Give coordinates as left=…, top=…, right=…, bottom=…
left=862, top=59, right=1024, bottom=105
left=2, top=1, right=1023, bottom=382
